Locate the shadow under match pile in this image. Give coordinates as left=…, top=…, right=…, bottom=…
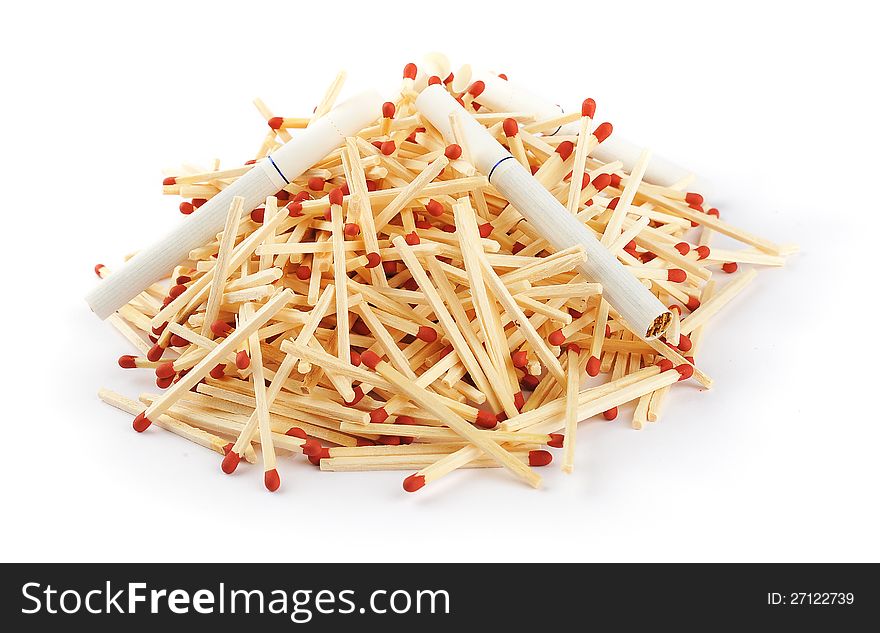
left=90, top=54, right=795, bottom=492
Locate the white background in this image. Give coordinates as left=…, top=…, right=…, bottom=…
left=2, top=0, right=878, bottom=563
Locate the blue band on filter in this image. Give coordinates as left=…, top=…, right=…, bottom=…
left=488, top=156, right=515, bottom=181
left=267, top=156, right=290, bottom=184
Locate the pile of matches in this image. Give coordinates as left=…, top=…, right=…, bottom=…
left=91, top=55, right=795, bottom=493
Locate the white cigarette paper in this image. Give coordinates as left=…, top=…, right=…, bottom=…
left=468, top=71, right=698, bottom=189
left=85, top=90, right=383, bottom=319
left=415, top=85, right=671, bottom=338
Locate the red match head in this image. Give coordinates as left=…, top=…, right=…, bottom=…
left=722, top=262, right=738, bottom=274
left=695, top=245, right=711, bottom=260
left=286, top=427, right=308, bottom=440
left=556, top=140, right=574, bottom=161
left=548, top=329, right=566, bottom=346
left=581, top=98, right=596, bottom=118
left=286, top=201, right=303, bottom=217
left=403, top=62, right=417, bottom=80
left=162, top=176, right=176, bottom=186
left=685, top=295, right=701, bottom=311
left=380, top=140, right=396, bottom=156
left=361, top=350, right=382, bottom=370
left=235, top=350, right=250, bottom=370
left=221, top=449, right=240, bottom=474
left=209, top=364, right=226, bottom=379
left=529, top=450, right=553, bottom=467
left=548, top=434, right=565, bottom=448
left=586, top=355, right=601, bottom=377
left=427, top=75, right=442, bottom=86
left=677, top=334, right=693, bottom=353
left=403, top=474, right=425, bottom=493
left=478, top=222, right=493, bottom=238
left=344, top=223, right=361, bottom=237
left=396, top=415, right=417, bottom=425
left=132, top=412, right=151, bottom=433
left=264, top=469, right=281, bottom=492
left=268, top=116, right=283, bottom=130
left=657, top=359, right=674, bottom=372
left=295, top=265, right=311, bottom=280
left=349, top=350, right=362, bottom=367
left=475, top=410, right=497, bottom=429
left=521, top=374, right=540, bottom=390
left=467, top=80, right=485, bottom=98
left=591, top=173, right=612, bottom=192
left=417, top=326, right=438, bottom=343
left=503, top=118, right=519, bottom=137
left=566, top=343, right=581, bottom=355
left=675, top=364, right=694, bottom=381
left=674, top=242, right=691, bottom=256
left=593, top=122, right=613, bottom=143
left=365, top=252, right=381, bottom=268
left=404, top=231, right=420, bottom=246
left=118, top=355, right=137, bottom=369
left=211, top=320, right=233, bottom=337
left=179, top=201, right=194, bottom=215
left=147, top=344, right=164, bottom=362
left=685, top=192, right=703, bottom=206
left=425, top=199, right=444, bottom=217
left=94, top=263, right=106, bottom=277
left=328, top=188, right=344, bottom=206
left=667, top=268, right=687, bottom=283
left=511, top=350, right=528, bottom=368
left=382, top=101, right=396, bottom=119
left=307, top=176, right=325, bottom=191
left=514, top=391, right=525, bottom=411
left=444, top=144, right=462, bottom=160
left=155, top=361, right=176, bottom=380
left=603, top=407, right=618, bottom=421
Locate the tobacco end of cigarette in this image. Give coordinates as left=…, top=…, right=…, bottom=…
left=529, top=450, right=553, bottom=467
left=646, top=311, right=673, bottom=338
left=220, top=450, right=240, bottom=474
left=403, top=474, right=426, bottom=493
left=132, top=412, right=152, bottom=433
left=264, top=469, right=281, bottom=492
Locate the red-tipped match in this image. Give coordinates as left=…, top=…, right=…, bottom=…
left=425, top=199, right=444, bottom=217
left=667, top=268, right=687, bottom=283
left=467, top=80, right=485, bottom=98
left=548, top=329, right=566, bottom=346
left=286, top=201, right=303, bottom=217
left=581, top=98, right=596, bottom=118
left=593, top=122, right=613, bottom=143
left=344, top=223, right=361, bottom=237
left=695, top=245, right=711, bottom=260
left=707, top=208, right=720, bottom=218
left=606, top=174, right=620, bottom=189
left=301, top=439, right=321, bottom=457
left=511, top=350, right=528, bottom=368
left=323, top=208, right=332, bottom=221
left=677, top=334, right=693, bottom=353
left=268, top=116, right=283, bottom=130
left=395, top=415, right=416, bottom=425
left=416, top=219, right=432, bottom=229
left=586, top=356, right=601, bottom=377
left=350, top=350, right=362, bottom=367
left=676, top=364, right=694, bottom=381
left=250, top=207, right=265, bottom=223
left=155, top=361, right=176, bottom=380
left=382, top=261, right=398, bottom=275
left=328, top=188, right=344, bottom=206
left=276, top=190, right=290, bottom=201
left=675, top=242, right=691, bottom=256
left=592, top=173, right=612, bottom=191
left=147, top=344, right=164, bottom=362
left=211, top=320, right=233, bottom=337
left=307, top=176, right=325, bottom=191
left=514, top=391, right=525, bottom=411
left=357, top=437, right=376, bottom=447
left=169, top=334, right=188, bottom=348
left=403, top=474, right=425, bottom=493
left=365, top=252, right=381, bottom=268
left=722, top=262, right=738, bottom=274
left=169, top=284, right=187, bottom=300
left=156, top=376, right=173, bottom=389
left=609, top=197, right=623, bottom=211
left=94, top=263, right=106, bottom=277
left=657, top=358, right=674, bottom=372
left=566, top=343, right=581, bottom=355
left=351, top=320, right=371, bottom=336
left=474, top=223, right=492, bottom=239
left=547, top=434, right=565, bottom=449
left=529, top=450, right=553, bottom=467
left=417, top=326, right=438, bottom=343
left=475, top=410, right=497, bottom=429
left=370, top=407, right=389, bottom=424
left=221, top=449, right=241, bottom=474
left=133, top=412, right=151, bottom=432
left=405, top=231, right=420, bottom=246
left=209, top=364, right=226, bottom=379
left=521, top=374, right=540, bottom=390
left=295, top=265, right=311, bottom=280
left=556, top=140, right=574, bottom=161
left=378, top=435, right=401, bottom=446
left=685, top=192, right=703, bottom=206
left=427, top=75, right=442, bottom=85
left=403, top=62, right=417, bottom=80
left=162, top=176, right=176, bottom=186
left=603, top=407, right=618, bottom=421
left=379, top=140, right=396, bottom=156
left=503, top=118, right=519, bottom=137
left=361, top=350, right=382, bottom=370
left=343, top=386, right=365, bottom=407
left=235, top=350, right=250, bottom=370
left=511, top=241, right=525, bottom=254
left=444, top=144, right=462, bottom=160
left=264, top=469, right=281, bottom=492
left=179, top=201, right=194, bottom=215
left=686, top=295, right=701, bottom=311
left=382, top=101, right=395, bottom=118
left=118, top=355, right=136, bottom=369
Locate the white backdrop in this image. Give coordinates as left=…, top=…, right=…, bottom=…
left=1, top=0, right=877, bottom=563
